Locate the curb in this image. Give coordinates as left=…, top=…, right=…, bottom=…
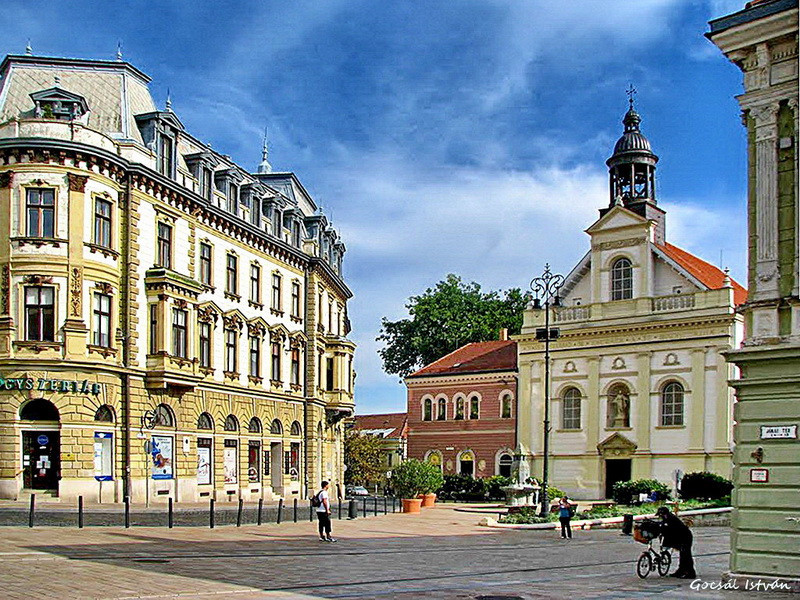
left=479, top=506, right=732, bottom=530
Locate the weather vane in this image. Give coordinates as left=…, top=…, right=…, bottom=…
left=626, top=83, right=637, bottom=108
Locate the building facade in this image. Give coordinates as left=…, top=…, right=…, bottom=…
left=405, top=337, right=517, bottom=478
left=350, top=412, right=408, bottom=488
left=0, top=53, right=355, bottom=504
left=708, top=0, right=799, bottom=585
left=516, top=104, right=746, bottom=499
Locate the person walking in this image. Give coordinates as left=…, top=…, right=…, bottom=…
left=656, top=506, right=696, bottom=578
left=558, top=496, right=574, bottom=539
left=315, top=480, right=336, bottom=542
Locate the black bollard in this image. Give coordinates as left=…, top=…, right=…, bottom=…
left=373, top=496, right=378, bottom=516
left=78, top=496, right=84, bottom=529
left=361, top=497, right=366, bottom=518
left=348, top=498, right=358, bottom=519
left=257, top=498, right=263, bottom=526
left=236, top=498, right=244, bottom=527
left=276, top=498, right=283, bottom=524
left=309, top=500, right=314, bottom=522
left=622, top=513, right=634, bottom=536
left=293, top=498, right=298, bottom=523
left=124, top=496, right=130, bottom=529
left=383, top=496, right=387, bottom=515
left=209, top=498, right=215, bottom=529
left=338, top=500, right=342, bottom=520
left=168, top=497, right=174, bottom=529
left=28, top=493, right=35, bottom=528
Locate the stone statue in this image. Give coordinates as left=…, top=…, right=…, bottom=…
left=608, top=389, right=630, bottom=428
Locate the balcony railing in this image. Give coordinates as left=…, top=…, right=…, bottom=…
left=553, top=306, right=591, bottom=323
left=652, top=293, right=695, bottom=312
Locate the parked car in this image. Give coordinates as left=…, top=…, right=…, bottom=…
left=346, top=485, right=370, bottom=497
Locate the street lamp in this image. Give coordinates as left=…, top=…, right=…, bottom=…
left=530, top=263, right=564, bottom=517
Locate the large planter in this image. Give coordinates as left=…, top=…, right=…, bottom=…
left=402, top=498, right=423, bottom=513
left=420, top=493, right=437, bottom=507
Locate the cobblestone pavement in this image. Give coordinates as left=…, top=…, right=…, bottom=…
left=0, top=504, right=792, bottom=600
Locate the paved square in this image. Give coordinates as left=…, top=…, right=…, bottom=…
left=0, top=505, right=791, bottom=599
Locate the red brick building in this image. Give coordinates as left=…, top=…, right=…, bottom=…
left=405, top=337, right=517, bottom=478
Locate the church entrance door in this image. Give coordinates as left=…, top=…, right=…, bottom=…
left=604, top=458, right=631, bottom=499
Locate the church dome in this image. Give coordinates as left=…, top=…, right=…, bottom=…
left=611, top=107, right=653, bottom=155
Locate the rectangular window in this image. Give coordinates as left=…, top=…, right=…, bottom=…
left=225, top=328, right=237, bottom=373
left=291, top=348, right=300, bottom=386
left=283, top=449, right=291, bottom=475
left=249, top=335, right=260, bottom=377
left=24, top=286, right=54, bottom=342
left=250, top=264, right=261, bottom=304
left=159, top=135, right=173, bottom=177
left=263, top=449, right=271, bottom=477
left=197, top=437, right=212, bottom=485
left=172, top=308, right=188, bottom=358
left=291, top=282, right=301, bottom=318
left=149, top=304, right=158, bottom=354
left=226, top=254, right=238, bottom=295
left=326, top=357, right=334, bottom=391
left=201, top=167, right=213, bottom=200
left=327, top=300, right=333, bottom=332
left=26, top=188, right=55, bottom=238
left=248, top=440, right=261, bottom=483
left=271, top=341, right=281, bottom=381
left=227, top=183, right=238, bottom=215
left=92, top=292, right=112, bottom=347
left=292, top=223, right=301, bottom=247
left=199, top=322, right=211, bottom=368
left=224, top=439, right=238, bottom=484
left=271, top=274, right=282, bottom=311
left=157, top=222, right=172, bottom=269
left=199, top=243, right=212, bottom=286
left=290, top=442, right=300, bottom=478
left=94, top=197, right=112, bottom=248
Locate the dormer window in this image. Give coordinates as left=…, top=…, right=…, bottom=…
left=158, top=134, right=174, bottom=177
left=30, top=87, right=89, bottom=121
left=201, top=167, right=213, bottom=200
left=227, top=183, right=238, bottom=215
left=135, top=110, right=183, bottom=180
left=184, top=152, right=217, bottom=200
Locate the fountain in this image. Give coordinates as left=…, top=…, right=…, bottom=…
left=502, top=453, right=540, bottom=507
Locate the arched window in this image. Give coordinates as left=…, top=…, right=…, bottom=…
left=459, top=450, right=475, bottom=477
left=562, top=387, right=582, bottom=430
left=154, top=404, right=175, bottom=428
left=469, top=395, right=479, bottom=420
left=94, top=405, right=114, bottom=423
left=425, top=450, right=443, bottom=472
left=606, top=383, right=631, bottom=428
left=270, top=419, right=283, bottom=435
left=19, top=399, right=59, bottom=421
left=197, top=412, right=213, bottom=430
left=611, top=257, right=633, bottom=301
left=224, top=414, right=239, bottom=432
left=454, top=397, right=465, bottom=420
left=436, top=398, right=447, bottom=421
left=661, top=382, right=684, bottom=426
left=290, top=421, right=302, bottom=436
left=498, top=453, right=513, bottom=477
left=248, top=417, right=262, bottom=434
left=500, top=394, right=513, bottom=419
left=422, top=398, right=432, bottom=421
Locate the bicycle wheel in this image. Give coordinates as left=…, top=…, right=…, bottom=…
left=657, top=550, right=671, bottom=576
left=636, top=552, right=652, bottom=579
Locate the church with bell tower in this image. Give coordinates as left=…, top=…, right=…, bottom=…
left=515, top=98, right=747, bottom=499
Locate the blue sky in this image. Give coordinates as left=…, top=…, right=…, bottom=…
left=3, top=0, right=749, bottom=414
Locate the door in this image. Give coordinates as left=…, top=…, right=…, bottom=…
left=22, top=431, right=60, bottom=490
left=270, top=441, right=282, bottom=491
left=605, top=458, right=631, bottom=499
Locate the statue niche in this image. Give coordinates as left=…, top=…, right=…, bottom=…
left=606, top=383, right=631, bottom=428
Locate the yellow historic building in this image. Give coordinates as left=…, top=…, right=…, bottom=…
left=516, top=102, right=746, bottom=499
left=0, top=52, right=355, bottom=503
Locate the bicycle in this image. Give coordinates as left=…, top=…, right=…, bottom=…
left=636, top=536, right=672, bottom=578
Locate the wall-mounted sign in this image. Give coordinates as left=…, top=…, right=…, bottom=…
left=0, top=376, right=101, bottom=395
left=151, top=435, right=174, bottom=480
left=750, top=468, right=769, bottom=483
left=94, top=431, right=113, bottom=481
left=760, top=425, right=797, bottom=440
left=37, top=434, right=49, bottom=446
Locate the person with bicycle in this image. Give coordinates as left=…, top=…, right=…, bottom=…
left=656, top=506, right=696, bottom=578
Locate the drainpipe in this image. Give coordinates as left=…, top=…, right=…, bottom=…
left=121, top=173, right=133, bottom=501
left=302, top=269, right=309, bottom=499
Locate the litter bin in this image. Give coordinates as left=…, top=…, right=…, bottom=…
left=621, top=513, right=634, bottom=536
left=348, top=499, right=358, bottom=519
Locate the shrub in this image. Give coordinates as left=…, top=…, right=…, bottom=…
left=547, top=486, right=566, bottom=501
left=612, top=479, right=671, bottom=505
left=389, top=459, right=442, bottom=499
left=500, top=506, right=555, bottom=524
left=437, top=474, right=489, bottom=501
left=678, top=472, right=733, bottom=501
left=420, top=463, right=445, bottom=494
left=485, top=475, right=513, bottom=500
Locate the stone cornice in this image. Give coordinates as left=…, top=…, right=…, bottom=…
left=405, top=369, right=518, bottom=387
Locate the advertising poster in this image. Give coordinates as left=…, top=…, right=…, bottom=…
left=93, top=431, right=113, bottom=481
left=197, top=438, right=212, bottom=485
left=151, top=435, right=174, bottom=480
left=223, top=442, right=238, bottom=484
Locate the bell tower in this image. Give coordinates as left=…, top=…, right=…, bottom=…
left=601, top=88, right=666, bottom=244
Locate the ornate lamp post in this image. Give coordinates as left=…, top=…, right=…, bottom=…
left=530, top=264, right=564, bottom=517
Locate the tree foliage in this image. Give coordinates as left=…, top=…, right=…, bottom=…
left=377, top=274, right=531, bottom=377
left=343, top=429, right=385, bottom=486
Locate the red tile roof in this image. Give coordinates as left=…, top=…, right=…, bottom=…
left=658, top=242, right=748, bottom=305
left=407, top=340, right=517, bottom=378
left=352, top=412, right=408, bottom=439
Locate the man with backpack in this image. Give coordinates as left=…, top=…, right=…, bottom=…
left=313, top=480, right=336, bottom=542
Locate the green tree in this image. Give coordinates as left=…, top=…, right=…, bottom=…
left=343, top=429, right=385, bottom=486
left=377, top=274, right=530, bottom=377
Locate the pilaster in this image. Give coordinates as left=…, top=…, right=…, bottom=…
left=63, top=173, right=89, bottom=360
left=689, top=348, right=707, bottom=451
left=635, top=352, right=651, bottom=452
left=585, top=356, right=600, bottom=451
left=0, top=171, right=14, bottom=357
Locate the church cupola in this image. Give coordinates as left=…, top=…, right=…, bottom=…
left=602, top=88, right=666, bottom=244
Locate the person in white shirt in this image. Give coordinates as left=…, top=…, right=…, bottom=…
left=315, top=480, right=336, bottom=542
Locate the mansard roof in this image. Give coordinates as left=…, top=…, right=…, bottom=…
left=407, top=340, right=517, bottom=378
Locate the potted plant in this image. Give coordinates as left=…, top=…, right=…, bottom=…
left=390, top=459, right=430, bottom=513
left=419, top=462, right=444, bottom=507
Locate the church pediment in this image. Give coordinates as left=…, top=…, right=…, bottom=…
left=597, top=432, right=637, bottom=456
left=586, top=205, right=649, bottom=234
